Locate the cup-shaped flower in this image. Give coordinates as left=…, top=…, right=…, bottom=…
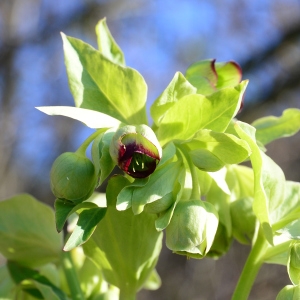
left=109, top=125, right=162, bottom=178
left=166, top=199, right=218, bottom=259
left=50, top=152, right=97, bottom=204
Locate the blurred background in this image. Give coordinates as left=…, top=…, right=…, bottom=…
left=1, top=0, right=300, bottom=299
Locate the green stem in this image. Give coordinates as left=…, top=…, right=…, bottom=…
left=76, top=129, right=104, bottom=156
left=119, top=289, right=136, bottom=300
left=232, top=228, right=267, bottom=300
left=272, top=211, right=300, bottom=232
left=61, top=251, right=85, bottom=300
left=263, top=240, right=291, bottom=262
left=177, top=144, right=200, bottom=200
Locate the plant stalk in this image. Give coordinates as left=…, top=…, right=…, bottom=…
left=76, top=129, right=104, bottom=156
left=61, top=251, right=85, bottom=300
left=231, top=228, right=267, bottom=300
left=119, top=289, right=136, bottom=300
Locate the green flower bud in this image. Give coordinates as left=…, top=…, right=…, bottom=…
left=50, top=152, right=97, bottom=203
left=109, top=125, right=162, bottom=178
left=166, top=199, right=218, bottom=259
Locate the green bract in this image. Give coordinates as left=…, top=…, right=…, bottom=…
left=50, top=152, right=97, bottom=203
left=166, top=200, right=218, bottom=259
left=109, top=124, right=162, bottom=178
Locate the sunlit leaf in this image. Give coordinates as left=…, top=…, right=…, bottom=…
left=235, top=121, right=285, bottom=244
left=183, top=129, right=251, bottom=171
left=95, top=18, right=125, bottom=65
left=82, top=206, right=163, bottom=296
left=156, top=81, right=248, bottom=145
left=150, top=72, right=196, bottom=126
left=36, top=106, right=121, bottom=129
left=91, top=129, right=116, bottom=185
left=131, top=160, right=184, bottom=215
left=62, top=34, right=148, bottom=124
left=252, top=108, right=300, bottom=145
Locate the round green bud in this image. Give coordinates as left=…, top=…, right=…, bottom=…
left=50, top=152, right=97, bottom=204
left=166, top=199, right=218, bottom=259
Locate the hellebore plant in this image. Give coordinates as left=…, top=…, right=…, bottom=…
left=0, top=18, right=300, bottom=300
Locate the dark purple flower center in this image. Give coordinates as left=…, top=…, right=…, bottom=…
left=118, top=142, right=159, bottom=178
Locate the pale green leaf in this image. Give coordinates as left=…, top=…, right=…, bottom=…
left=230, top=197, right=256, bottom=244
left=131, top=161, right=184, bottom=214
left=82, top=206, right=163, bottom=295
left=235, top=121, right=285, bottom=244
left=0, top=194, right=62, bottom=268
left=150, top=72, right=196, bottom=126
left=36, top=106, right=121, bottom=129
left=91, top=129, right=116, bottom=185
left=95, top=18, right=125, bottom=65
left=252, top=108, right=300, bottom=145
left=208, top=168, right=230, bottom=195
left=226, top=165, right=254, bottom=201
left=156, top=81, right=248, bottom=146
left=116, top=178, right=149, bottom=211
left=183, top=129, right=251, bottom=171
left=154, top=172, right=186, bottom=231
left=62, top=34, right=147, bottom=124
left=64, top=207, right=107, bottom=251
left=207, top=180, right=232, bottom=237
left=271, top=181, right=300, bottom=227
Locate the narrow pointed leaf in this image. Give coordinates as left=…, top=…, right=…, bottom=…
left=54, top=199, right=97, bottom=232
left=95, top=18, right=125, bottom=65
left=36, top=106, right=121, bottom=129
left=64, top=207, right=107, bottom=251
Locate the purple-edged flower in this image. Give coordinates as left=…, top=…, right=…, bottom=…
left=186, top=59, right=245, bottom=112
left=109, top=125, right=162, bottom=178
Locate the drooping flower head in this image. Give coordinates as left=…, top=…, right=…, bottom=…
left=109, top=125, right=162, bottom=178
